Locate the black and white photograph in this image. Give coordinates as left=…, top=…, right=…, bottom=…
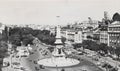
left=0, top=0, right=120, bottom=71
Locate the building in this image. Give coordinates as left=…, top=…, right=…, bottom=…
left=108, top=21, right=120, bottom=47
left=49, top=26, right=56, bottom=35
left=81, top=19, right=99, bottom=29
left=93, top=28, right=100, bottom=43
left=74, top=31, right=82, bottom=43
left=82, top=28, right=93, bottom=40
left=61, top=28, right=82, bottom=43
left=0, top=23, right=5, bottom=34
left=99, top=24, right=108, bottom=44
left=16, top=46, right=30, bottom=57
left=28, top=24, right=42, bottom=30
left=100, top=31, right=108, bottom=44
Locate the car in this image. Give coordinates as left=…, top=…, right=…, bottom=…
left=16, top=56, right=20, bottom=58
left=14, top=67, right=26, bottom=71
left=82, top=69, right=87, bottom=71
left=35, top=67, right=39, bottom=70
left=87, top=54, right=93, bottom=57
left=14, top=67, right=20, bottom=69
left=96, top=62, right=101, bottom=66
left=30, top=52, right=34, bottom=55
left=92, top=58, right=99, bottom=61
left=61, top=68, right=65, bottom=71
left=12, top=55, right=15, bottom=57
left=12, top=62, right=20, bottom=65
left=34, top=61, right=37, bottom=64
left=21, top=55, right=27, bottom=57
left=77, top=52, right=84, bottom=55
left=3, top=62, right=10, bottom=67
left=13, top=64, right=23, bottom=69
left=20, top=67, right=26, bottom=70
left=39, top=65, right=45, bottom=69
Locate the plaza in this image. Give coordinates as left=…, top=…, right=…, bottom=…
left=2, top=45, right=103, bottom=71
left=0, top=1, right=120, bottom=71
left=2, top=26, right=104, bottom=71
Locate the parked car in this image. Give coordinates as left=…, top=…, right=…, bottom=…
left=39, top=65, right=45, bottom=69
left=16, top=56, right=20, bottom=58
left=3, top=61, right=10, bottom=67
left=35, top=67, right=39, bottom=71
left=76, top=51, right=83, bottom=55
left=34, top=61, right=37, bottom=64
left=92, top=58, right=99, bottom=61
left=12, top=62, right=20, bottom=65
left=96, top=62, right=101, bottom=66
left=21, top=55, right=27, bottom=57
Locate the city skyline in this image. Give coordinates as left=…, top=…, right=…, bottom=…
left=0, top=0, right=120, bottom=25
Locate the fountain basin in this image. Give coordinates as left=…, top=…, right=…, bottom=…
left=37, top=57, right=80, bottom=67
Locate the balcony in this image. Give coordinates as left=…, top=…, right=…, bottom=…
left=108, top=30, right=120, bottom=33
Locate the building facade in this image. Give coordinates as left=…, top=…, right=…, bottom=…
left=0, top=23, right=5, bottom=34
left=82, top=29, right=93, bottom=40
left=108, top=21, right=120, bottom=47
left=99, top=25, right=108, bottom=44
left=100, top=31, right=108, bottom=44
left=61, top=28, right=82, bottom=43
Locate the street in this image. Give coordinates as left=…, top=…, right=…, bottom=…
left=2, top=43, right=105, bottom=71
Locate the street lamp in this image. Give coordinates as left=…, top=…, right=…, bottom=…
left=56, top=65, right=58, bottom=71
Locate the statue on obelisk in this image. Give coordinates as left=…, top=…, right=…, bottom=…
left=54, top=25, right=62, bottom=45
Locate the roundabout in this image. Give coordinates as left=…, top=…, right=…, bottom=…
left=25, top=26, right=104, bottom=71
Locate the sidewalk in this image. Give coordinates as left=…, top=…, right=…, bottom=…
left=73, top=54, right=106, bottom=71
left=84, top=49, right=120, bottom=70
left=100, top=56, right=120, bottom=69
left=81, top=49, right=120, bottom=70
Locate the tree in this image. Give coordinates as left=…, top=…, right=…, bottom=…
left=9, top=27, right=55, bottom=46
left=0, top=41, right=9, bottom=70
left=0, top=41, right=8, bottom=58
left=72, top=43, right=82, bottom=49
left=112, top=12, right=120, bottom=21
left=61, top=37, right=66, bottom=44
left=87, top=35, right=92, bottom=40
left=82, top=40, right=99, bottom=51
left=31, top=30, right=40, bottom=36
left=22, top=34, right=34, bottom=46
left=0, top=34, right=2, bottom=41
left=21, top=27, right=33, bottom=35
left=9, top=27, right=21, bottom=35
left=1, top=26, right=8, bottom=42
left=93, top=36, right=99, bottom=41
left=36, top=30, right=55, bottom=45
left=115, top=47, right=120, bottom=59
left=107, top=46, right=114, bottom=54
left=9, top=34, right=21, bottom=46
left=82, top=40, right=91, bottom=49
left=99, top=43, right=108, bottom=55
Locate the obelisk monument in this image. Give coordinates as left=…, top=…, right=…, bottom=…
left=52, top=25, right=65, bottom=57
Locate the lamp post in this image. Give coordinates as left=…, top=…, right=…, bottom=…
left=56, top=65, right=58, bottom=71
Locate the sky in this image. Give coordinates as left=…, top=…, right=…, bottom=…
left=0, top=0, right=120, bottom=26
